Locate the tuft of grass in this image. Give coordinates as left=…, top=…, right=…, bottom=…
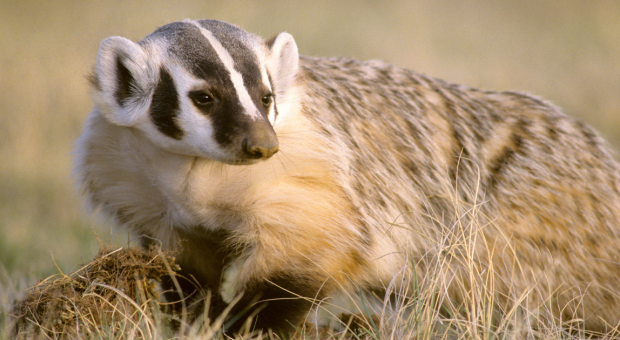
left=9, top=246, right=179, bottom=339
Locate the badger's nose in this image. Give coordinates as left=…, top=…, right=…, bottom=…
left=241, top=119, right=279, bottom=160
left=242, top=138, right=279, bottom=159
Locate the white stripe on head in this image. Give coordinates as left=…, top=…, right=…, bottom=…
left=186, top=20, right=262, bottom=120
left=254, top=46, right=276, bottom=124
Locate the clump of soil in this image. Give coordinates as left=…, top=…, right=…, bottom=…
left=10, top=246, right=179, bottom=339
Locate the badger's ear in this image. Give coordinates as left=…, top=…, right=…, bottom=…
left=95, top=36, right=155, bottom=126
left=266, top=32, right=299, bottom=101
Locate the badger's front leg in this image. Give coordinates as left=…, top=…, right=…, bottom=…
left=142, top=227, right=232, bottom=318
left=215, top=229, right=366, bottom=337
left=222, top=269, right=328, bottom=336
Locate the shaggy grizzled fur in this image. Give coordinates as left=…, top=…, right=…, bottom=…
left=75, top=19, right=620, bottom=335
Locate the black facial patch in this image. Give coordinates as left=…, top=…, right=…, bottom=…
left=210, top=96, right=247, bottom=147
left=114, top=55, right=136, bottom=107
left=205, top=22, right=268, bottom=116
left=150, top=67, right=183, bottom=140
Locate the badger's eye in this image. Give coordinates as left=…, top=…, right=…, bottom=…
left=189, top=91, right=215, bottom=107
left=261, top=93, right=273, bottom=107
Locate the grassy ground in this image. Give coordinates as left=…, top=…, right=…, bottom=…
left=1, top=0, right=619, bottom=338
left=8, top=197, right=620, bottom=340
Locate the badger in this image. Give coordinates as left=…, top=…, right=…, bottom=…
left=75, top=19, right=620, bottom=335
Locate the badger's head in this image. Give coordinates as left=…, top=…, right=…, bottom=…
left=91, top=19, right=298, bottom=164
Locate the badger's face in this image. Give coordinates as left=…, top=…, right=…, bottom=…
left=92, top=19, right=298, bottom=164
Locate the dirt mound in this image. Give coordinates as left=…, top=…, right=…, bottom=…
left=10, top=246, right=179, bottom=339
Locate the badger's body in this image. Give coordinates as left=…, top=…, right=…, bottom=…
left=75, top=19, right=620, bottom=335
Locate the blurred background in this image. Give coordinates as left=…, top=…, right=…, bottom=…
left=1, top=0, right=619, bottom=293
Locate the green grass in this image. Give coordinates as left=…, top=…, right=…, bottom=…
left=1, top=1, right=620, bottom=338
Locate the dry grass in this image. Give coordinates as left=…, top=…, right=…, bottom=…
left=8, top=190, right=620, bottom=340
left=2, top=0, right=619, bottom=278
